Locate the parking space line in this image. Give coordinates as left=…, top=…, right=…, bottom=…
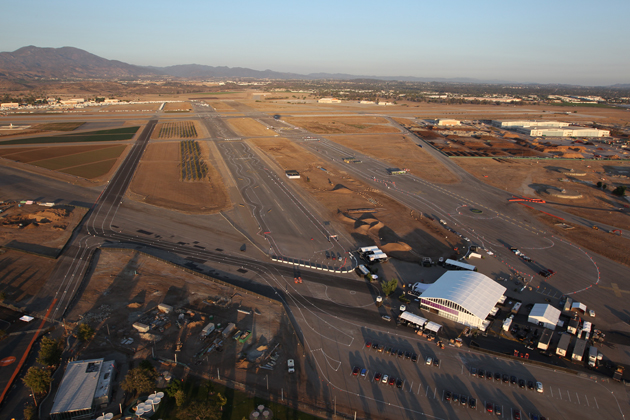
left=434, top=387, right=437, bottom=399
left=585, top=395, right=589, bottom=407
left=567, top=390, right=571, bottom=402
left=550, top=387, right=553, bottom=397
left=559, top=388, right=562, bottom=400
left=594, top=397, right=599, bottom=409
left=576, top=393, right=580, bottom=404
left=409, top=381, right=413, bottom=392
left=425, top=385, right=429, bottom=397
left=417, top=383, right=421, bottom=395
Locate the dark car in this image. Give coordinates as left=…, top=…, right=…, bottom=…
left=405, top=351, right=411, bottom=360
left=519, top=379, right=525, bottom=388
left=390, top=348, right=397, bottom=357
left=389, top=376, right=396, bottom=386
left=513, top=409, right=521, bottom=420
left=486, top=370, right=493, bottom=380
left=444, top=391, right=451, bottom=401
left=486, top=401, right=493, bottom=413
left=510, top=375, right=517, bottom=385
left=495, top=372, right=501, bottom=381
left=372, top=343, right=379, bottom=351
left=374, top=372, right=382, bottom=382
left=411, top=353, right=418, bottom=363
left=531, top=415, right=539, bottom=420
left=385, top=347, right=392, bottom=355
left=503, top=374, right=509, bottom=383
left=547, top=269, right=555, bottom=276
left=460, top=395, right=467, bottom=406
left=352, top=366, right=360, bottom=376
left=469, top=397, right=476, bottom=409
left=495, top=404, right=502, bottom=416
left=433, top=358, right=440, bottom=367
left=478, top=369, right=485, bottom=378
left=471, top=367, right=477, bottom=377
left=398, top=350, right=404, bottom=358
left=396, top=378, right=403, bottom=388
left=527, top=380, right=535, bottom=390
left=452, top=393, right=459, bottom=403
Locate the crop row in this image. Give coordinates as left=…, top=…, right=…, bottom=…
left=180, top=140, right=208, bottom=181
left=158, top=122, right=197, bottom=139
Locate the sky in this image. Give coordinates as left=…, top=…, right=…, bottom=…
left=1, top=0, right=629, bottom=86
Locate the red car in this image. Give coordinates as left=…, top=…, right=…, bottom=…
left=352, top=366, right=360, bottom=376
left=486, top=402, right=493, bottom=413
left=389, top=377, right=396, bottom=386
left=365, top=342, right=372, bottom=348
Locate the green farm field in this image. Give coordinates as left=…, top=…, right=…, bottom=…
left=0, top=126, right=139, bottom=145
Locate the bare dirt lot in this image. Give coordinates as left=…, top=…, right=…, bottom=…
left=0, top=203, right=87, bottom=256
left=250, top=137, right=460, bottom=260
left=68, top=249, right=291, bottom=376
left=102, top=103, right=161, bottom=112
left=163, top=102, right=192, bottom=112
left=206, top=101, right=236, bottom=112
left=328, top=134, right=460, bottom=184
left=285, top=116, right=400, bottom=134
left=0, top=249, right=57, bottom=306
left=226, top=118, right=273, bottom=137
left=127, top=141, right=230, bottom=213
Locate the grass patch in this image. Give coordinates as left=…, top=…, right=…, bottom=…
left=0, top=126, right=139, bottom=145
left=32, top=145, right=127, bottom=170
left=33, top=122, right=85, bottom=131
left=152, top=378, right=322, bottom=420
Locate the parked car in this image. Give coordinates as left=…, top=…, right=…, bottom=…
left=405, top=351, right=411, bottom=360
left=352, top=366, right=360, bottom=376
left=287, top=359, right=295, bottom=373
left=536, top=381, right=544, bottom=393
left=478, top=369, right=485, bottom=378
left=469, top=397, right=476, bottom=409
left=396, top=378, right=403, bottom=388
left=360, top=368, right=367, bottom=377
left=382, top=374, right=389, bottom=384
left=460, top=395, right=467, bottom=406
left=510, top=375, right=517, bottom=385
left=527, top=380, right=534, bottom=390
left=471, top=367, right=477, bottom=377
left=486, top=401, right=494, bottom=413
left=426, top=357, right=433, bottom=365
left=495, top=372, right=501, bottom=381
left=411, top=353, right=418, bottom=363
left=518, top=379, right=526, bottom=388
left=513, top=409, right=521, bottom=420
left=372, top=343, right=379, bottom=352
left=398, top=350, right=404, bottom=358
left=365, top=342, right=371, bottom=348
left=495, top=404, right=502, bottom=416
left=444, top=390, right=451, bottom=401
left=390, top=348, right=397, bottom=357
left=486, top=370, right=493, bottom=380
left=388, top=376, right=396, bottom=386
left=503, top=374, right=510, bottom=383
left=385, top=347, right=392, bottom=355
left=452, top=393, right=459, bottom=403
left=433, top=358, right=440, bottom=367
left=381, top=315, right=391, bottom=321
left=374, top=372, right=382, bottom=382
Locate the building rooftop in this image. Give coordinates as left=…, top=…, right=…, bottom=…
left=420, top=271, right=506, bottom=320
left=51, top=359, right=105, bottom=415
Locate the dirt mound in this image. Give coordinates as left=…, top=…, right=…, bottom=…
left=336, top=213, right=356, bottom=224
left=331, top=184, right=353, bottom=193
left=559, top=152, right=584, bottom=159
left=368, top=221, right=385, bottom=232
left=127, top=302, right=142, bottom=308
left=380, top=242, right=412, bottom=253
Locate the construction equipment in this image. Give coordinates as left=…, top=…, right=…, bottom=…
left=613, top=365, right=625, bottom=382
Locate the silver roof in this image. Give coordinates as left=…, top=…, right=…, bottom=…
left=51, top=359, right=103, bottom=414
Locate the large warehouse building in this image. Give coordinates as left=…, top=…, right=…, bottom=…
left=50, top=359, right=115, bottom=420
left=492, top=120, right=570, bottom=129
left=492, top=120, right=609, bottom=137
left=419, top=271, right=506, bottom=329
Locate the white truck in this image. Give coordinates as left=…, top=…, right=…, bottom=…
left=588, top=346, right=598, bottom=368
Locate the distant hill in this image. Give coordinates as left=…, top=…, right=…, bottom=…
left=0, top=46, right=159, bottom=79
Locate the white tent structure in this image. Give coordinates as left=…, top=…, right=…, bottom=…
left=528, top=304, right=561, bottom=329
left=419, top=271, right=506, bottom=328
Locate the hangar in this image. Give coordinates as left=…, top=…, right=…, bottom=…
left=528, top=303, right=561, bottom=329
left=419, top=271, right=506, bottom=328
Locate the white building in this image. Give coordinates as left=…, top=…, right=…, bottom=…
left=318, top=97, right=341, bottom=103
left=516, top=126, right=609, bottom=137
left=0, top=103, right=19, bottom=109
left=50, top=359, right=116, bottom=420
left=437, top=119, right=461, bottom=126
left=419, top=271, right=506, bottom=328
left=528, top=303, right=561, bottom=329
left=493, top=120, right=571, bottom=129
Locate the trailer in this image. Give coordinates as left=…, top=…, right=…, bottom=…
left=368, top=251, right=388, bottom=262
left=556, top=333, right=572, bottom=357
left=222, top=322, right=236, bottom=337
left=588, top=346, right=598, bottom=367
left=201, top=322, right=215, bottom=337
left=511, top=302, right=522, bottom=314
left=537, top=329, right=553, bottom=350
left=356, top=264, right=370, bottom=277
left=359, top=246, right=380, bottom=254
left=572, top=338, right=587, bottom=362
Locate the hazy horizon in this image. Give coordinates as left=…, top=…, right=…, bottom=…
left=1, top=0, right=629, bottom=86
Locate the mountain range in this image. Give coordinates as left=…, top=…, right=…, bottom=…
left=0, top=46, right=513, bottom=84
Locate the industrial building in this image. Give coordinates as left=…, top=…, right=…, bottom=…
left=318, top=97, right=341, bottom=104
left=437, top=119, right=461, bottom=126
left=419, top=271, right=506, bottom=329
left=50, top=359, right=116, bottom=420
left=528, top=304, right=561, bottom=329
left=492, top=120, right=571, bottom=129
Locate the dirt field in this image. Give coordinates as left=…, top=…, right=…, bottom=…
left=226, top=118, right=273, bottom=137
left=67, top=249, right=289, bottom=377
left=250, top=137, right=460, bottom=260
left=127, top=141, right=230, bottom=213
left=0, top=250, right=56, bottom=306
left=206, top=101, right=236, bottom=112
left=163, top=102, right=192, bottom=112
left=0, top=203, right=88, bottom=256
left=285, top=116, right=399, bottom=134
left=328, top=134, right=460, bottom=184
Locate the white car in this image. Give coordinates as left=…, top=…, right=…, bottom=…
left=536, top=381, right=543, bottom=393
left=426, top=357, right=433, bottom=365
left=287, top=359, right=295, bottom=373
left=381, top=374, right=389, bottom=384
left=588, top=309, right=596, bottom=317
